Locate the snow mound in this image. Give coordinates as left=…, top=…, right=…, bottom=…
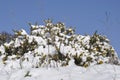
left=0, top=19, right=120, bottom=80
left=0, top=20, right=119, bottom=69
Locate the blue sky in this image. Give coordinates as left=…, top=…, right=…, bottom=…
left=0, top=0, right=120, bottom=56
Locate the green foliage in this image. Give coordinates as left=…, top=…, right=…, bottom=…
left=86, top=56, right=92, bottom=62
left=40, top=54, right=47, bottom=66
left=0, top=32, right=13, bottom=45
left=24, top=71, right=31, bottom=77
left=51, top=54, right=59, bottom=62
left=97, top=60, right=103, bottom=64
left=73, top=53, right=83, bottom=66
left=4, top=45, right=13, bottom=55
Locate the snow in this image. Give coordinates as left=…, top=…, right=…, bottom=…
left=0, top=63, right=120, bottom=80
left=0, top=45, right=5, bottom=53
left=20, top=29, right=28, bottom=35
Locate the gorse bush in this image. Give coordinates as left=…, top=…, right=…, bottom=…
left=0, top=19, right=119, bottom=68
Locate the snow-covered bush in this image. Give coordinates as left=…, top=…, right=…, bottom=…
left=0, top=19, right=119, bottom=68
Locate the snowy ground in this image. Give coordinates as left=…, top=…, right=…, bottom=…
left=0, top=63, right=120, bottom=80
